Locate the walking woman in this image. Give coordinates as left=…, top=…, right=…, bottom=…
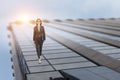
left=33, top=19, right=46, bottom=64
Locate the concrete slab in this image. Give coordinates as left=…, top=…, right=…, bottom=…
left=61, top=66, right=120, bottom=80
left=44, top=52, right=80, bottom=59
left=26, top=60, right=49, bottom=67
left=29, top=65, right=54, bottom=73
left=53, top=62, right=96, bottom=70
left=24, top=55, right=44, bottom=61
left=48, top=57, right=88, bottom=64
left=27, top=71, right=63, bottom=80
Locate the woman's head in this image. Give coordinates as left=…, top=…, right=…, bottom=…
left=36, top=19, right=42, bottom=25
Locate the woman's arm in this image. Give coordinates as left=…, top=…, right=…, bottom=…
left=33, top=27, right=36, bottom=41
left=43, top=26, right=46, bottom=41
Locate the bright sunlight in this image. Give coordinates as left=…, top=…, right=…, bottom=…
left=17, top=14, right=31, bottom=23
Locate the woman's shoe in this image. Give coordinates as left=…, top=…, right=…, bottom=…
left=38, top=57, right=42, bottom=64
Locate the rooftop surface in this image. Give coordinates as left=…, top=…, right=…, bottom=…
left=9, top=19, right=120, bottom=80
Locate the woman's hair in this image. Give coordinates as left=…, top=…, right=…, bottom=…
left=36, top=19, right=42, bottom=25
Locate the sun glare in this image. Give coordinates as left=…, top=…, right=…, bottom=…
left=17, top=14, right=31, bottom=23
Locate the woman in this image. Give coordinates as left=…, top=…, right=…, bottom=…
left=33, top=19, right=46, bottom=64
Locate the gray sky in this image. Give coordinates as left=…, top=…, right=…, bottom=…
left=0, top=0, right=120, bottom=23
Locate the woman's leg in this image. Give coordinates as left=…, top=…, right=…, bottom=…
left=35, top=44, right=40, bottom=59
left=39, top=42, right=43, bottom=57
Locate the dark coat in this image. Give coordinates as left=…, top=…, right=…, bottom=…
left=33, top=26, right=46, bottom=44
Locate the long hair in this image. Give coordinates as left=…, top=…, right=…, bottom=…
left=36, top=19, right=42, bottom=26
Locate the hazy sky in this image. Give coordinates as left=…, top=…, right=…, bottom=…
left=0, top=24, right=13, bottom=80
left=0, top=0, right=120, bottom=23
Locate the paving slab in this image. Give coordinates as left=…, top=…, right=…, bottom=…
left=29, top=65, right=54, bottom=73
left=27, top=71, right=63, bottom=80
left=61, top=66, right=120, bottom=80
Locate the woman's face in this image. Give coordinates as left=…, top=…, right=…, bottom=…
left=36, top=19, right=41, bottom=25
